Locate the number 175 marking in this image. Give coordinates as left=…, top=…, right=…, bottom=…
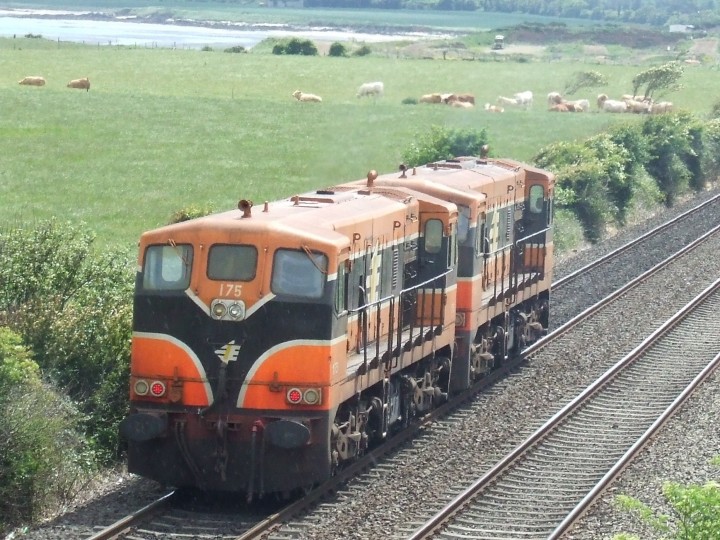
left=220, top=283, right=242, bottom=297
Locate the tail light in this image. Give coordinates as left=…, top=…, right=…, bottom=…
left=286, top=387, right=322, bottom=405
left=133, top=379, right=166, bottom=398
left=150, top=381, right=166, bottom=397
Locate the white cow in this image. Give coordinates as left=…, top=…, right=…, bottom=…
left=514, top=90, right=533, bottom=109
left=357, top=81, right=384, bottom=98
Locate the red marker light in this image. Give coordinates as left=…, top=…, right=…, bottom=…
left=150, top=381, right=166, bottom=397
left=287, top=388, right=302, bottom=404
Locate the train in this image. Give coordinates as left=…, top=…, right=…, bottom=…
left=120, top=154, right=555, bottom=499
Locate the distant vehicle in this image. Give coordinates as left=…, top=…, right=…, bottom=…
left=492, top=35, right=504, bottom=50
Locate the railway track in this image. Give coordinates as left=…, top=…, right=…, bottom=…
left=85, top=207, right=720, bottom=540
left=408, top=276, right=720, bottom=539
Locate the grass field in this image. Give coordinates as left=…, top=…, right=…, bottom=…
left=1, top=30, right=718, bottom=249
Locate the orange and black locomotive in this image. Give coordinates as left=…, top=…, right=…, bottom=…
left=120, top=156, right=554, bottom=497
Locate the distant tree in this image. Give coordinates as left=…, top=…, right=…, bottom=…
left=631, top=61, right=684, bottom=101
left=328, top=42, right=348, bottom=57
left=563, top=70, right=608, bottom=95
left=272, top=38, right=318, bottom=56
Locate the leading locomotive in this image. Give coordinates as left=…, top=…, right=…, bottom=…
left=120, top=155, right=554, bottom=498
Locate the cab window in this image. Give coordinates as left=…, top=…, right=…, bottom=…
left=271, top=249, right=328, bottom=299
left=457, top=206, right=470, bottom=243
left=142, top=244, right=193, bottom=291
left=335, top=263, right=348, bottom=313
left=529, top=185, right=545, bottom=213
left=208, top=245, right=257, bottom=281
left=424, top=219, right=443, bottom=254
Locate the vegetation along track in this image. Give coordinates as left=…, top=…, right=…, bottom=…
left=410, top=276, right=720, bottom=539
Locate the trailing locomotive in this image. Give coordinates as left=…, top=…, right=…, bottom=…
left=120, top=155, right=554, bottom=498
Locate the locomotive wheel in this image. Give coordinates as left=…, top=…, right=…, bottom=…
left=331, top=407, right=368, bottom=467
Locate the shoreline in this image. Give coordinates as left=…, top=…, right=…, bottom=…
left=0, top=7, right=453, bottom=37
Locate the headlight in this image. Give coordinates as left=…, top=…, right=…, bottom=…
left=211, top=300, right=245, bottom=320
left=212, top=302, right=227, bottom=318
left=134, top=379, right=149, bottom=396
left=228, top=303, right=245, bottom=319
left=303, top=388, right=321, bottom=405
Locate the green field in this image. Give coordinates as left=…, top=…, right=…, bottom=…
left=1, top=32, right=717, bottom=249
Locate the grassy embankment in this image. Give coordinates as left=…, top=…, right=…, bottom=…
left=1, top=29, right=716, bottom=250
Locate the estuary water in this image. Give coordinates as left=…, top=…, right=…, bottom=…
left=0, top=11, right=445, bottom=49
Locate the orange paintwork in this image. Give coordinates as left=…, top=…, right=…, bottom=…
left=238, top=343, right=332, bottom=410
left=131, top=335, right=210, bottom=406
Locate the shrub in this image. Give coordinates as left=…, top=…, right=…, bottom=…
left=272, top=38, right=318, bottom=56
left=0, top=221, right=134, bottom=463
left=534, top=140, right=616, bottom=242
left=0, top=328, right=93, bottom=534
left=328, top=42, right=348, bottom=57
left=700, top=119, right=720, bottom=183
left=402, top=97, right=418, bottom=105
left=224, top=45, right=246, bottom=53
left=402, top=125, right=489, bottom=168
left=614, top=473, right=720, bottom=539
left=709, top=99, right=720, bottom=119
left=641, top=112, right=694, bottom=206
left=553, top=208, right=586, bottom=253
left=200, top=45, right=213, bottom=52
left=352, top=45, right=372, bottom=57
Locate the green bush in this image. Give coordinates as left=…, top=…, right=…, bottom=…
left=402, top=97, right=418, bottom=105
left=328, top=42, right=348, bottom=57
left=402, top=125, right=489, bottom=168
left=614, top=471, right=720, bottom=539
left=201, top=45, right=213, bottom=52
left=0, top=221, right=134, bottom=463
left=352, top=45, right=372, bottom=57
left=553, top=208, right=586, bottom=254
left=700, top=119, right=720, bottom=183
left=224, top=45, right=246, bottom=53
left=534, top=140, right=615, bottom=242
left=272, top=38, right=318, bottom=56
left=0, top=327, right=93, bottom=534
left=641, top=112, right=694, bottom=206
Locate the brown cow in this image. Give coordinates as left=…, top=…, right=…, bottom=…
left=18, top=76, right=46, bottom=86
left=67, top=77, right=90, bottom=92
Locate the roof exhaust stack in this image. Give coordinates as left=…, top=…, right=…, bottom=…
left=238, top=199, right=253, bottom=218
